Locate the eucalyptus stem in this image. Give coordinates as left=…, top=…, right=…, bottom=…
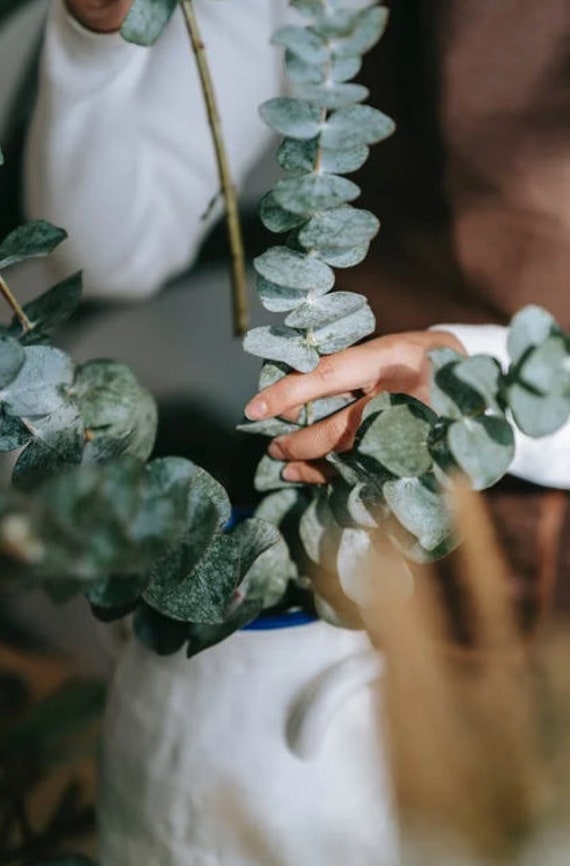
left=0, top=274, right=32, bottom=333
left=179, top=0, right=249, bottom=337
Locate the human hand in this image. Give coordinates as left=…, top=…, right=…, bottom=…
left=65, top=0, right=133, bottom=33
left=244, top=330, right=466, bottom=484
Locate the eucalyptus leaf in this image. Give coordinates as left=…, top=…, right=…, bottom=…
left=332, top=5, right=389, bottom=56
left=272, top=25, right=328, bottom=64
left=12, top=428, right=84, bottom=492
left=185, top=601, right=261, bottom=659
left=508, top=383, right=570, bottom=437
left=273, top=173, right=360, bottom=214
left=299, top=491, right=341, bottom=569
left=294, top=82, right=369, bottom=109
left=244, top=325, right=319, bottom=372
left=285, top=51, right=326, bottom=85
left=507, top=305, right=557, bottom=365
left=284, top=291, right=367, bottom=329
left=254, top=454, right=300, bottom=492
left=447, top=415, right=515, bottom=490
left=0, top=220, right=67, bottom=270
left=134, top=603, right=189, bottom=656
left=317, top=243, right=369, bottom=267
left=256, top=277, right=310, bottom=313
left=259, top=192, right=307, bottom=233
left=228, top=517, right=281, bottom=579
left=0, top=336, right=24, bottom=387
left=237, top=535, right=294, bottom=609
left=259, top=97, right=322, bottom=139
left=321, top=105, right=395, bottom=149
left=277, top=137, right=368, bottom=175
left=383, top=475, right=452, bottom=552
left=298, top=206, right=379, bottom=251
left=85, top=573, right=147, bottom=609
left=313, top=303, right=375, bottom=354
left=254, top=246, right=334, bottom=291
left=120, top=0, right=176, bottom=46
left=453, top=354, right=503, bottom=415
left=518, top=336, right=569, bottom=395
left=258, top=360, right=290, bottom=389
left=72, top=359, right=157, bottom=460
left=337, top=526, right=376, bottom=607
left=0, top=409, right=31, bottom=451
left=0, top=346, right=74, bottom=416
left=237, top=417, right=300, bottom=437
left=358, top=403, right=434, bottom=478
left=12, top=272, right=82, bottom=342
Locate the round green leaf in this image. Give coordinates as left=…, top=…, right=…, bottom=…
left=284, top=291, right=367, bottom=329
left=273, top=173, right=360, bottom=214
left=507, top=305, right=556, bottom=365
left=313, top=303, right=375, bottom=354
left=243, top=325, right=319, bottom=372
left=0, top=336, right=25, bottom=388
left=294, top=82, right=369, bottom=109
left=298, top=206, right=379, bottom=251
left=358, top=403, right=434, bottom=478
left=447, top=415, right=515, bottom=490
left=383, top=475, right=452, bottom=552
left=120, top=0, right=177, bottom=46
left=321, top=105, right=395, bottom=149
left=259, top=97, right=322, bottom=139
left=254, top=246, right=334, bottom=291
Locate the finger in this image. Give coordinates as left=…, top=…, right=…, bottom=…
left=245, top=339, right=390, bottom=421
left=282, top=461, right=335, bottom=485
left=268, top=396, right=368, bottom=462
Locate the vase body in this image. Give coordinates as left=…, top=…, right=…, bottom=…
left=98, top=620, right=398, bottom=866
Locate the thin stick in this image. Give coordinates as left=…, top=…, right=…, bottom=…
left=0, top=275, right=32, bottom=332
left=180, top=0, right=249, bottom=337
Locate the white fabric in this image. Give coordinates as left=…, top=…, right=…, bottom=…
left=99, top=623, right=397, bottom=866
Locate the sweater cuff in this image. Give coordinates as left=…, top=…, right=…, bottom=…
left=43, top=0, right=145, bottom=96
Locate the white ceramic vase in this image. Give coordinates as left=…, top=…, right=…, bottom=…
left=98, top=620, right=399, bottom=866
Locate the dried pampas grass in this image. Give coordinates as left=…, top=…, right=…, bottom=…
left=360, top=483, right=570, bottom=865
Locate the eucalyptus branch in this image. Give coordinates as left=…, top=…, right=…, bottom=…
left=179, top=0, right=249, bottom=337
left=0, top=274, right=32, bottom=333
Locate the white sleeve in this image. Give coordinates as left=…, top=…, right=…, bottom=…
left=24, top=0, right=285, bottom=301
left=433, top=323, right=570, bottom=490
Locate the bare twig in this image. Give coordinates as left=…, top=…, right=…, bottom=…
left=0, top=275, right=31, bottom=333
left=179, top=0, right=249, bottom=337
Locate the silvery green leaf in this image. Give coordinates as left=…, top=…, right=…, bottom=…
left=0, top=336, right=25, bottom=387
left=277, top=137, right=319, bottom=174
left=0, top=347, right=74, bottom=417
left=134, top=603, right=189, bottom=656
left=318, top=244, right=369, bottom=267
left=429, top=354, right=485, bottom=420
left=360, top=391, right=392, bottom=422
left=254, top=246, right=334, bottom=291
left=447, top=415, right=515, bottom=490
left=507, top=305, right=557, bottom=365
left=229, top=518, right=281, bottom=577
left=311, top=6, right=360, bottom=37
left=358, top=403, right=434, bottom=477
left=259, top=360, right=290, bottom=389
left=82, top=432, right=134, bottom=464
left=321, top=105, right=395, bottom=149
left=518, top=336, right=569, bottom=394
left=271, top=25, right=328, bottom=64
left=0, top=410, right=30, bottom=451
left=187, top=465, right=231, bottom=529
left=85, top=573, right=147, bottom=610
left=237, top=417, right=300, bottom=437
left=285, top=51, right=325, bottom=85
left=337, top=527, right=376, bottom=607
left=453, top=354, right=503, bottom=415
left=285, top=291, right=367, bottom=329
left=330, top=54, right=362, bottom=82
left=328, top=478, right=379, bottom=529
left=72, top=359, right=157, bottom=460
left=259, top=97, right=322, bottom=139
left=385, top=514, right=456, bottom=564
left=12, top=273, right=82, bottom=343
left=321, top=145, right=369, bottom=173
left=259, top=192, right=307, bottom=233
left=299, top=491, right=341, bottom=568
left=244, top=325, right=319, bottom=372
left=383, top=475, right=452, bottom=552
left=145, top=531, right=240, bottom=623
left=277, top=138, right=368, bottom=175
left=254, top=454, right=298, bottom=492
left=120, top=0, right=176, bottom=45
left=237, top=534, right=293, bottom=609
left=508, top=383, right=570, bottom=437
left=299, top=206, right=379, bottom=251
left=333, top=5, right=389, bottom=56
left=313, top=303, right=375, bottom=354
left=0, top=220, right=67, bottom=270
left=273, top=173, right=360, bottom=214
left=256, top=277, right=309, bottom=313
left=294, top=82, right=369, bottom=109
left=12, top=428, right=84, bottom=491
left=255, top=487, right=307, bottom=528
left=308, top=394, right=354, bottom=421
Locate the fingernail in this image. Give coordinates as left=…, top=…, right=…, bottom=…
left=268, top=439, right=285, bottom=460
left=282, top=465, right=300, bottom=482
left=245, top=399, right=268, bottom=420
